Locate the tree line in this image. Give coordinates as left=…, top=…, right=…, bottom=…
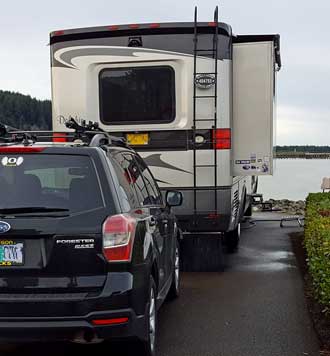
left=0, top=90, right=51, bottom=130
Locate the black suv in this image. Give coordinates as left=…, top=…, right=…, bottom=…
left=0, top=121, right=182, bottom=355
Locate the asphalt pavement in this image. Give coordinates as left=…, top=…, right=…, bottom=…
left=0, top=213, right=320, bottom=356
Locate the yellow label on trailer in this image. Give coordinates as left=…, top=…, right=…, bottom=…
left=126, top=133, right=149, bottom=146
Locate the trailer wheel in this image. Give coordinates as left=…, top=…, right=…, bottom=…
left=225, top=223, right=241, bottom=253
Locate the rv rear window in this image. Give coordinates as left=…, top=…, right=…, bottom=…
left=99, top=66, right=175, bottom=125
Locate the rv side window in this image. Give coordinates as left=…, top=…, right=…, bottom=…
left=99, top=66, right=175, bottom=125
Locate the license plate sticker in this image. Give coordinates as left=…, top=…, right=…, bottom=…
left=0, top=241, right=24, bottom=266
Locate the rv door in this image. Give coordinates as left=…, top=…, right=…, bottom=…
left=232, top=39, right=280, bottom=176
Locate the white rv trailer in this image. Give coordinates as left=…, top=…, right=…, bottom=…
left=50, top=7, right=281, bottom=252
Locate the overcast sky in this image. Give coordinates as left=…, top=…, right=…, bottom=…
left=0, top=0, right=329, bottom=145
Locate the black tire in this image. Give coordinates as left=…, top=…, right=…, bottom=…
left=140, top=276, right=157, bottom=356
left=225, top=223, right=241, bottom=253
left=245, top=203, right=253, bottom=217
left=167, top=239, right=180, bottom=300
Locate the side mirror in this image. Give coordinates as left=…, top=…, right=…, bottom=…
left=166, top=190, right=183, bottom=207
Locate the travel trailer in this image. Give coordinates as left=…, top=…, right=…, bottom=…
left=50, top=7, right=281, bottom=262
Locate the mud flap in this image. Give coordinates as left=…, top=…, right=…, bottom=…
left=179, top=235, right=224, bottom=272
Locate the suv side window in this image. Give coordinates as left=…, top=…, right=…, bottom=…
left=109, top=153, right=139, bottom=211
left=133, top=155, right=163, bottom=206
left=120, top=153, right=151, bottom=206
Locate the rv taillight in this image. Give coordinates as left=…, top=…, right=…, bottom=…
left=213, top=129, right=231, bottom=150
left=208, top=22, right=217, bottom=27
left=108, top=25, right=119, bottom=31
left=0, top=147, right=45, bottom=153
left=53, top=133, right=67, bottom=143
left=149, top=23, right=160, bottom=28
left=102, top=214, right=136, bottom=263
left=129, top=24, right=140, bottom=29
left=53, top=30, right=65, bottom=36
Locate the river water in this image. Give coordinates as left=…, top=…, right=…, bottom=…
left=258, top=159, right=330, bottom=201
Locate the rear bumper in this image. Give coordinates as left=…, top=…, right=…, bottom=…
left=0, top=308, right=146, bottom=343
left=0, top=271, right=149, bottom=343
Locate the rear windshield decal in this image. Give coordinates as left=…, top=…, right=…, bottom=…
left=1, top=157, right=24, bottom=167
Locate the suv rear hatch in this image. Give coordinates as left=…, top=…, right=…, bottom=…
left=0, top=150, right=111, bottom=297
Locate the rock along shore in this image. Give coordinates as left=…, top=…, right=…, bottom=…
left=254, top=199, right=305, bottom=216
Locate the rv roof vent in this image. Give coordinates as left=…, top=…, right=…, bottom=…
left=128, top=36, right=143, bottom=47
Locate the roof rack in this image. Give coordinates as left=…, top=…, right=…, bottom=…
left=0, top=123, right=37, bottom=146
left=0, top=119, right=130, bottom=150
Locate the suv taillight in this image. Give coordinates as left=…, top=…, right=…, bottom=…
left=102, top=214, right=136, bottom=263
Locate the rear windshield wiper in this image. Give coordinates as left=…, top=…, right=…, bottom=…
left=0, top=207, right=69, bottom=215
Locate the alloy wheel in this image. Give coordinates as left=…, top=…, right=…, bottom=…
left=174, top=245, right=180, bottom=291
left=149, top=285, right=156, bottom=352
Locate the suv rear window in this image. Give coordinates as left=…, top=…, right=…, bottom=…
left=0, top=155, right=103, bottom=213
left=99, top=66, right=176, bottom=125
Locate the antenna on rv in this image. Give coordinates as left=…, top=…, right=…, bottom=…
left=214, top=5, right=219, bottom=22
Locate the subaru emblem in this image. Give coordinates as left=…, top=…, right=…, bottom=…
left=0, top=221, right=11, bottom=234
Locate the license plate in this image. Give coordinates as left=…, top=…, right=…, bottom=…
left=0, top=241, right=24, bottom=266
left=126, top=133, right=149, bottom=146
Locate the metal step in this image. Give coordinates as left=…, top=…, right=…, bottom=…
left=194, top=72, right=217, bottom=75
left=195, top=165, right=216, bottom=168
left=195, top=49, right=216, bottom=52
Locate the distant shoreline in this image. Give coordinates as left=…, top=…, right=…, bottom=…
left=275, top=152, right=330, bottom=159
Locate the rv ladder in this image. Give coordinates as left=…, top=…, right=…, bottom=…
left=192, top=6, right=219, bottom=222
